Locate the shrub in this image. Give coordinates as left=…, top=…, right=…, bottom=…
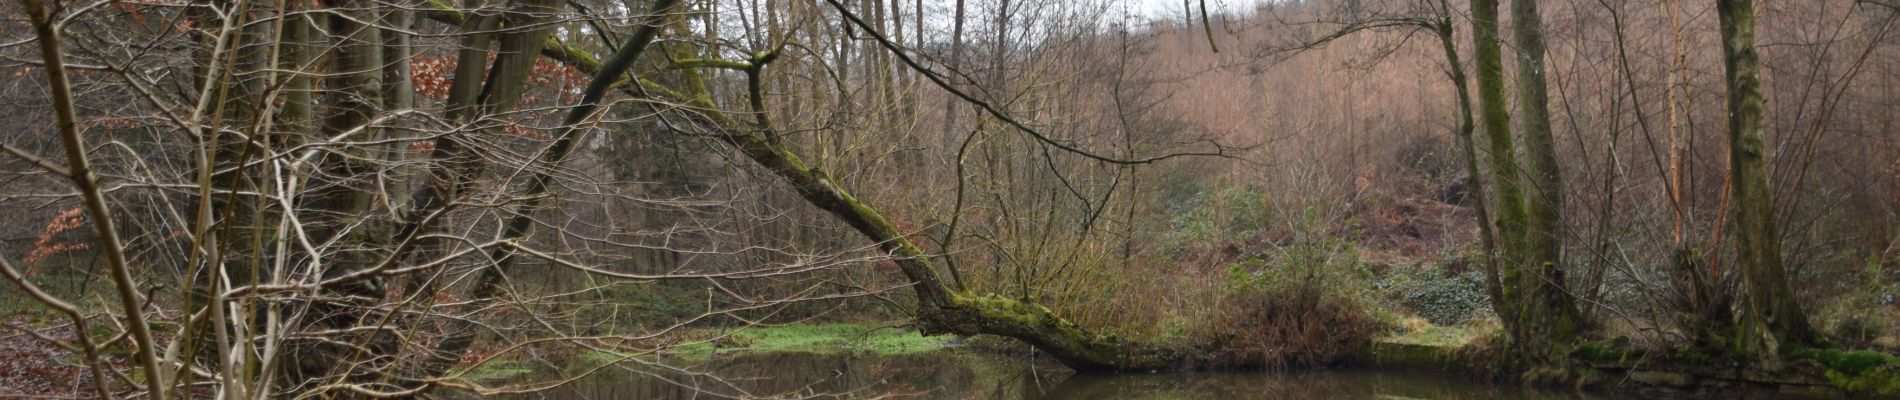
left=1158, top=186, right=1273, bottom=255
left=1377, top=266, right=1492, bottom=326
left=1832, top=314, right=1888, bottom=349
left=1190, top=215, right=1377, bottom=369
left=1203, top=286, right=1374, bottom=369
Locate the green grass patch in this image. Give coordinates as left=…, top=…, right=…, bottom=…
left=670, top=323, right=952, bottom=358
left=1570, top=341, right=1629, bottom=363
left=461, top=361, right=536, bottom=381
left=1380, top=322, right=1480, bottom=348
left=1803, top=349, right=1898, bottom=375
left=1789, top=348, right=1900, bottom=396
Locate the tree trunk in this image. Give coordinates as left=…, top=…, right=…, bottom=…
left=941, top=0, right=965, bottom=138
left=1471, top=0, right=1582, bottom=370
left=702, top=93, right=1171, bottom=370
left=293, top=0, right=388, bottom=383
left=1470, top=0, right=1530, bottom=346
left=1717, top=0, right=1816, bottom=355
left=401, top=0, right=613, bottom=388
left=1430, top=8, right=1510, bottom=334
left=428, top=0, right=1325, bottom=373
left=1509, top=0, right=1583, bottom=367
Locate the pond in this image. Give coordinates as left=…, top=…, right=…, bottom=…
left=486, top=350, right=1635, bottom=399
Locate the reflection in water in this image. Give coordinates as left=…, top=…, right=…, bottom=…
left=491, top=351, right=1623, bottom=399
left=1037, top=371, right=1605, bottom=400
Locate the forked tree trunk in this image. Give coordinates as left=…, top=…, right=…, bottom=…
left=1468, top=0, right=1582, bottom=371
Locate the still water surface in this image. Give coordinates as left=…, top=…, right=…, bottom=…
left=493, top=350, right=1636, bottom=399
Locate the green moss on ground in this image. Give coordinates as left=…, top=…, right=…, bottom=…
left=1800, top=349, right=1896, bottom=375
left=669, top=323, right=953, bottom=359
left=1572, top=342, right=1617, bottom=362
left=462, top=361, right=535, bottom=381
left=1570, top=338, right=1635, bottom=364
left=1382, top=323, right=1482, bottom=347
left=1359, top=341, right=1461, bottom=371
left=1789, top=348, right=1900, bottom=396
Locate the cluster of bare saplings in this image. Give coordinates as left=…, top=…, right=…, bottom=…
left=1, top=0, right=1896, bottom=398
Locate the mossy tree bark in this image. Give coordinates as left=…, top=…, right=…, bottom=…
left=430, top=0, right=1194, bottom=369
left=1471, top=0, right=1531, bottom=353
left=692, top=92, right=1162, bottom=370
left=1717, top=0, right=1817, bottom=355
left=635, top=10, right=1189, bottom=372
left=1470, top=0, right=1584, bottom=370
left=1508, top=0, right=1584, bottom=367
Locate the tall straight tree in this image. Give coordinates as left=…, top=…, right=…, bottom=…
left=1508, top=0, right=1583, bottom=365
left=1717, top=0, right=1817, bottom=354
left=1469, top=0, right=1583, bottom=369
left=941, top=0, right=967, bottom=138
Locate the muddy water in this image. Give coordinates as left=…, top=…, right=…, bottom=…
left=488, top=350, right=1635, bottom=399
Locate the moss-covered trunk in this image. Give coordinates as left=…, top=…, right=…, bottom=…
left=1468, top=0, right=1583, bottom=371
left=1430, top=5, right=1511, bottom=331
left=1507, top=0, right=1584, bottom=367
left=1470, top=0, right=1532, bottom=353
left=703, top=104, right=1166, bottom=370
left=1717, top=0, right=1816, bottom=355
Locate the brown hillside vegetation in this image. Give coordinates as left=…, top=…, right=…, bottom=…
left=0, top=0, right=1895, bottom=397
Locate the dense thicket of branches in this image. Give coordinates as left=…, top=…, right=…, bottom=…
left=1, top=0, right=1896, bottom=397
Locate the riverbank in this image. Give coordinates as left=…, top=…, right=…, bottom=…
left=1353, top=335, right=1900, bottom=399
left=11, top=313, right=1882, bottom=399
left=463, top=326, right=1636, bottom=399
left=689, top=321, right=1895, bottom=399
left=462, top=321, right=1887, bottom=399
left=464, top=322, right=975, bottom=381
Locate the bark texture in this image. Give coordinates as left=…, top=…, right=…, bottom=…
left=1717, top=0, right=1816, bottom=353
left=1508, top=0, right=1583, bottom=366
left=1468, top=0, right=1583, bottom=370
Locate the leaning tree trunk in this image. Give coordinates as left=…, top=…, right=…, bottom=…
left=411, top=0, right=1288, bottom=372
left=1717, top=0, right=1816, bottom=355
left=629, top=3, right=1190, bottom=371
left=469, top=0, right=1188, bottom=369
left=1428, top=5, right=1510, bottom=335
left=399, top=0, right=593, bottom=388
left=694, top=74, right=1169, bottom=370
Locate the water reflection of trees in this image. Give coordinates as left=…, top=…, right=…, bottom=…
left=493, top=351, right=1067, bottom=399
left=493, top=353, right=1608, bottom=400
left=1036, top=370, right=1606, bottom=400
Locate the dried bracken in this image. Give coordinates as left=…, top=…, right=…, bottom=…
left=23, top=207, right=90, bottom=266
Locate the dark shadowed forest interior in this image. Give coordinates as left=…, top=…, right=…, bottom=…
left=2, top=0, right=1898, bottom=398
